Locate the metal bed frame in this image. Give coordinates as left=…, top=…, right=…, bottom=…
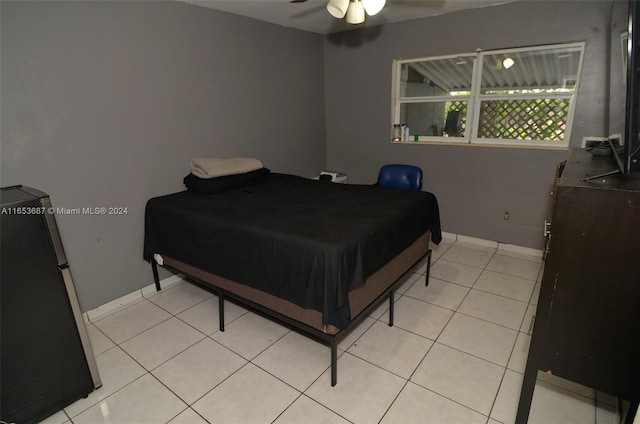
left=150, top=249, right=432, bottom=386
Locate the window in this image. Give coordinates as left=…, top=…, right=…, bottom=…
left=391, top=43, right=585, bottom=148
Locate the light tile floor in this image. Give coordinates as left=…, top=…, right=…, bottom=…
left=42, top=240, right=620, bottom=424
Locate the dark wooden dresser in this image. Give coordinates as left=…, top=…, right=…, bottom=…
left=516, top=148, right=640, bottom=423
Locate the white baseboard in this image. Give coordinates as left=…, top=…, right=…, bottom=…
left=86, top=274, right=183, bottom=323
left=441, top=231, right=543, bottom=258
left=141, top=273, right=184, bottom=298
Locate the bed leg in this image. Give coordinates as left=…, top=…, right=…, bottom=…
left=330, top=337, right=337, bottom=387
left=425, top=249, right=432, bottom=287
left=388, top=291, right=394, bottom=327
left=151, top=261, right=161, bottom=291
left=218, top=289, right=225, bottom=332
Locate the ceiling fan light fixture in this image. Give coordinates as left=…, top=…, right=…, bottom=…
left=362, top=0, right=385, bottom=16
left=346, top=0, right=365, bottom=24
left=326, top=0, right=349, bottom=19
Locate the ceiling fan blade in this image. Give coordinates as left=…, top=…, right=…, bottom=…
left=290, top=0, right=309, bottom=3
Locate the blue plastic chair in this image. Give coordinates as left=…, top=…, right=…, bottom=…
left=377, top=164, right=423, bottom=190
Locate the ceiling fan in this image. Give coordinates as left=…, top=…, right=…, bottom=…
left=290, top=0, right=387, bottom=25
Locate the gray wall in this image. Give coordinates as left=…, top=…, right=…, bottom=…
left=1, top=1, right=326, bottom=310
left=0, top=0, right=618, bottom=312
left=324, top=0, right=613, bottom=249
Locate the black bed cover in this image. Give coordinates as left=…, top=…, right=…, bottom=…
left=144, top=173, right=441, bottom=329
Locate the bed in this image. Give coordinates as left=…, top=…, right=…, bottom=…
left=144, top=170, right=441, bottom=385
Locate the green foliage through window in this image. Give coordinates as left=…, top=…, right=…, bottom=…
left=479, top=98, right=569, bottom=141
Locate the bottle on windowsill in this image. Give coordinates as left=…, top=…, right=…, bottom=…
left=402, top=124, right=409, bottom=142
left=392, top=124, right=402, bottom=142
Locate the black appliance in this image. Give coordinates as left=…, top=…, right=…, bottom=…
left=1, top=185, right=101, bottom=424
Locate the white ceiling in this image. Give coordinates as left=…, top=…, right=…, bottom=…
left=180, top=0, right=518, bottom=34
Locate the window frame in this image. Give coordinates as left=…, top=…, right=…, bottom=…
left=391, top=42, right=586, bottom=149
left=392, top=53, right=476, bottom=145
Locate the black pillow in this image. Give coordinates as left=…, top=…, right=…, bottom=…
left=184, top=167, right=270, bottom=194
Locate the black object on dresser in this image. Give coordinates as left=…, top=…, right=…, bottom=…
left=516, top=148, right=640, bottom=423
left=0, top=186, right=102, bottom=424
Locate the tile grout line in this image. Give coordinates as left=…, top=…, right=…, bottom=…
left=65, top=237, right=596, bottom=424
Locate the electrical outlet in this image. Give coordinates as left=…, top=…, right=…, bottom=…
left=504, top=210, right=510, bottom=220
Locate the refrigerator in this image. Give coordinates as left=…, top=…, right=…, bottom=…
left=1, top=185, right=101, bottom=423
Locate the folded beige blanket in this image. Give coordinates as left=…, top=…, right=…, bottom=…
left=190, top=157, right=263, bottom=179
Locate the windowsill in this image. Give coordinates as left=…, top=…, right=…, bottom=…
left=391, top=140, right=570, bottom=151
